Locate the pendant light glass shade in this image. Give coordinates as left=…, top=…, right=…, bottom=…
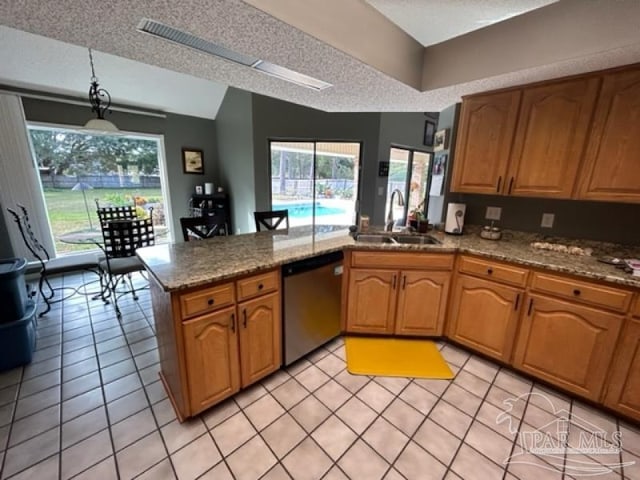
left=84, top=117, right=118, bottom=132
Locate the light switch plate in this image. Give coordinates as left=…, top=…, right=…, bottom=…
left=378, top=186, right=384, bottom=196
left=541, top=213, right=555, bottom=228
left=485, top=206, right=502, bottom=221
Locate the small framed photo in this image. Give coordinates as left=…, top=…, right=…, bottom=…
left=182, top=148, right=204, bottom=174
left=432, top=153, right=447, bottom=175
left=433, top=129, right=449, bottom=152
left=195, top=185, right=203, bottom=195
left=423, top=120, right=436, bottom=147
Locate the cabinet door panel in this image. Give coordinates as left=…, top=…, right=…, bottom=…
left=239, top=292, right=281, bottom=387
left=578, top=68, right=640, bottom=202
left=604, top=319, right=640, bottom=421
left=395, top=271, right=450, bottom=336
left=183, top=307, right=240, bottom=414
left=451, top=91, right=521, bottom=194
left=448, top=275, right=521, bottom=362
left=513, top=294, right=622, bottom=401
left=346, top=269, right=397, bottom=334
left=508, top=78, right=600, bottom=198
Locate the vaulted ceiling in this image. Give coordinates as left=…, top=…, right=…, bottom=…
left=1, top=0, right=639, bottom=119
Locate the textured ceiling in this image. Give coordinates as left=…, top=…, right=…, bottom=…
left=0, top=26, right=227, bottom=120
left=365, top=0, right=558, bottom=46
left=0, top=0, right=639, bottom=117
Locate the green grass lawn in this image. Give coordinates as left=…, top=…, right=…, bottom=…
left=44, top=187, right=163, bottom=254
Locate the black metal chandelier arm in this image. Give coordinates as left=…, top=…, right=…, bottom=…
left=88, top=82, right=112, bottom=119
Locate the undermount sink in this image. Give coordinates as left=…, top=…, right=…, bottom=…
left=354, top=234, right=395, bottom=244
left=354, top=233, right=441, bottom=245
left=393, top=234, right=441, bottom=245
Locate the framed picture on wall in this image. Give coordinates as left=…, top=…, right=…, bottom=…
left=433, top=129, right=449, bottom=151
left=423, top=120, right=436, bottom=147
left=182, top=148, right=204, bottom=174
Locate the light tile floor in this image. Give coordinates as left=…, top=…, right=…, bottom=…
left=0, top=273, right=638, bottom=480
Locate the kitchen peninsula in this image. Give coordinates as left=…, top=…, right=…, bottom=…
left=137, top=226, right=640, bottom=423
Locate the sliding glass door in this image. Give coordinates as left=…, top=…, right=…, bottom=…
left=270, top=141, right=361, bottom=227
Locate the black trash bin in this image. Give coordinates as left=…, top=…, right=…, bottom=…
left=0, top=257, right=28, bottom=322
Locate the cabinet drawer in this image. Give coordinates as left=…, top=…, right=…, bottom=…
left=236, top=270, right=279, bottom=302
left=530, top=272, right=632, bottom=313
left=458, top=256, right=528, bottom=287
left=351, top=251, right=454, bottom=270
left=180, top=283, right=235, bottom=320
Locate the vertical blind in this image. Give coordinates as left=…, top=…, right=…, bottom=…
left=0, top=93, right=55, bottom=260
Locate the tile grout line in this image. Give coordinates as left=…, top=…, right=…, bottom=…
left=500, top=378, right=534, bottom=480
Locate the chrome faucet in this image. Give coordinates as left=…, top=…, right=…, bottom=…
left=385, top=189, right=405, bottom=231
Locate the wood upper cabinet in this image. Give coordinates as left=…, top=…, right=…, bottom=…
left=507, top=77, right=600, bottom=198
left=451, top=90, right=521, bottom=194
left=604, top=318, right=640, bottom=421
left=346, top=269, right=397, bottom=334
left=513, top=294, right=623, bottom=401
left=448, top=275, right=522, bottom=362
left=395, top=271, right=450, bottom=336
left=577, top=67, right=640, bottom=203
left=238, top=292, right=281, bottom=387
left=183, top=306, right=240, bottom=415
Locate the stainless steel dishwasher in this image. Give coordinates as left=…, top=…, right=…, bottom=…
left=282, top=250, right=343, bottom=365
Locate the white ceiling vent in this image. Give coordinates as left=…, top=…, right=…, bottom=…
left=137, top=18, right=332, bottom=91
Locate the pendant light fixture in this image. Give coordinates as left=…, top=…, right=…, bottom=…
left=84, top=48, right=118, bottom=132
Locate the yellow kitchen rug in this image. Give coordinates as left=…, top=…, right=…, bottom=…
left=344, top=337, right=454, bottom=379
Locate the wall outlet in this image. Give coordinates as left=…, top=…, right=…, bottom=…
left=485, top=206, right=502, bottom=221
left=541, top=213, right=555, bottom=228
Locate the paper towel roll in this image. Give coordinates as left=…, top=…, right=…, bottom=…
left=444, top=203, right=466, bottom=234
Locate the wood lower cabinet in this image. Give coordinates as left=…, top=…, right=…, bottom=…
left=183, top=307, right=240, bottom=414
left=395, top=271, right=450, bottom=336
left=513, top=294, right=623, bottom=401
left=346, top=264, right=451, bottom=336
left=153, top=269, right=281, bottom=420
left=238, top=293, right=281, bottom=387
left=346, top=269, right=397, bottom=334
left=604, top=319, right=640, bottom=421
left=448, top=275, right=522, bottom=362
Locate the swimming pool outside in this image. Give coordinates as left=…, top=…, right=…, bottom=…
left=273, top=199, right=354, bottom=227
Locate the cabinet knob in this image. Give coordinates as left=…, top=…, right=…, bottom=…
left=487, top=268, right=493, bottom=275
left=258, top=283, right=264, bottom=290
left=573, top=289, right=581, bottom=296
left=207, top=298, right=215, bottom=306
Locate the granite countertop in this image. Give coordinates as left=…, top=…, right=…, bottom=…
left=136, top=225, right=640, bottom=292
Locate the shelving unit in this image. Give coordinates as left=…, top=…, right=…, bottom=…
left=189, top=193, right=231, bottom=235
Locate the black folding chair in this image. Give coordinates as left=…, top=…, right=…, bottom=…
left=254, top=209, right=289, bottom=231
left=97, top=212, right=154, bottom=318
left=180, top=214, right=228, bottom=242
left=6, top=204, right=100, bottom=317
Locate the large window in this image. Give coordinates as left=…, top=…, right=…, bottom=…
left=385, top=147, right=431, bottom=227
left=28, top=125, right=171, bottom=254
left=270, top=141, right=361, bottom=227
